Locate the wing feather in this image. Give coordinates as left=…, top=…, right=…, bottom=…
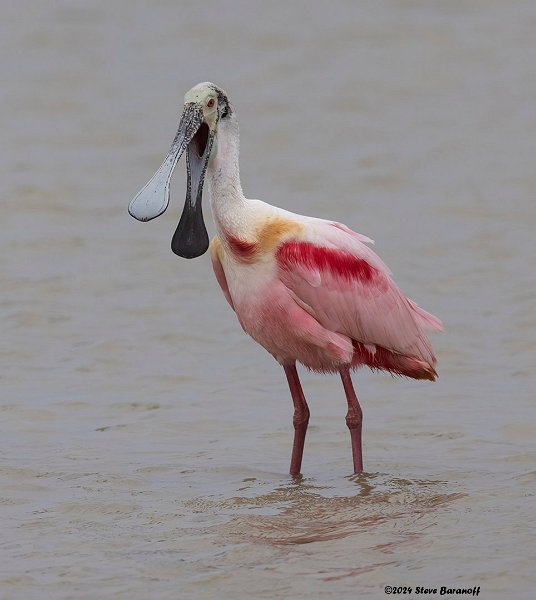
left=276, top=220, right=442, bottom=367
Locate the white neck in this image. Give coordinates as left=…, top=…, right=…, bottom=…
left=207, top=113, right=250, bottom=236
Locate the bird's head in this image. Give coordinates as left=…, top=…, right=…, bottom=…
left=128, top=82, right=232, bottom=258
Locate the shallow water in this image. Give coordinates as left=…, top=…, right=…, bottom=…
left=1, top=1, right=535, bottom=598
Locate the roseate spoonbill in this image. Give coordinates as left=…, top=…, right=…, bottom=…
left=129, top=82, right=442, bottom=475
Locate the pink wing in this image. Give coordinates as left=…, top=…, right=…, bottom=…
left=276, top=220, right=442, bottom=372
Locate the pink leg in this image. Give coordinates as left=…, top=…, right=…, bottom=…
left=283, top=364, right=310, bottom=476
left=339, top=366, right=364, bottom=473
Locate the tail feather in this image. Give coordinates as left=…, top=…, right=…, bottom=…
left=352, top=341, right=437, bottom=381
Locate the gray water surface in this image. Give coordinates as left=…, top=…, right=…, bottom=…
left=1, top=1, right=535, bottom=598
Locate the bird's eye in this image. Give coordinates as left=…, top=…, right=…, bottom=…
left=207, top=98, right=215, bottom=108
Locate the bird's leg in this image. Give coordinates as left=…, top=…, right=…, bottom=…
left=283, top=364, right=310, bottom=476
left=339, top=366, right=364, bottom=473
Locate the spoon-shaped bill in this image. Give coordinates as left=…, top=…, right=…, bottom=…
left=128, top=103, right=203, bottom=222
left=171, top=131, right=214, bottom=259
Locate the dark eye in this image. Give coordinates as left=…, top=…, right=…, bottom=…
left=207, top=98, right=215, bottom=108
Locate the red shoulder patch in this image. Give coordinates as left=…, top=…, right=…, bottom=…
left=277, top=241, right=376, bottom=283
left=226, top=235, right=257, bottom=262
